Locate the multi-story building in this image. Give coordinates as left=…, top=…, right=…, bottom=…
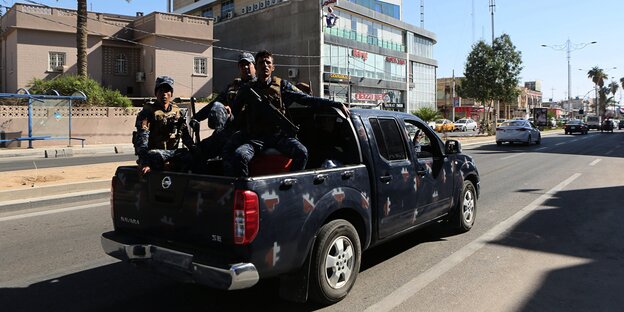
left=0, top=3, right=214, bottom=98
left=173, top=0, right=437, bottom=112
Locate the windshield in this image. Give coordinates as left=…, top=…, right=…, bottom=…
left=456, top=119, right=466, bottom=124
left=501, top=121, right=526, bottom=127
left=435, top=119, right=445, bottom=123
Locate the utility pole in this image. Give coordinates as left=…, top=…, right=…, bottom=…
left=420, top=0, right=424, bottom=28
left=489, top=0, right=497, bottom=129
left=452, top=70, right=456, bottom=121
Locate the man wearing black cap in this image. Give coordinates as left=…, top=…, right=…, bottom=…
left=222, top=50, right=350, bottom=177
left=189, top=52, right=257, bottom=167
left=133, top=76, right=194, bottom=175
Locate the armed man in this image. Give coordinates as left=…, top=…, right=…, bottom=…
left=133, top=76, right=194, bottom=176
left=222, top=50, right=350, bottom=177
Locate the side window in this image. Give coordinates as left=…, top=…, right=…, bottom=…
left=404, top=119, right=434, bottom=158
left=370, top=118, right=407, bottom=161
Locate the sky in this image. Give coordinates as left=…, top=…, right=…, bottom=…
left=6, top=0, right=624, bottom=103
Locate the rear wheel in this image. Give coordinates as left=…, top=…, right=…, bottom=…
left=448, top=180, right=477, bottom=232
left=309, top=220, right=361, bottom=305
left=536, top=135, right=541, bottom=144
left=525, top=135, right=532, bottom=145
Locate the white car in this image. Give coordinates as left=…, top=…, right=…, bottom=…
left=454, top=118, right=478, bottom=131
left=496, top=119, right=541, bottom=146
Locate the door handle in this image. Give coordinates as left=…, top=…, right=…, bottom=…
left=379, top=175, right=393, bottom=183
left=341, top=170, right=354, bottom=179
left=281, top=178, right=297, bottom=187
left=314, top=174, right=328, bottom=184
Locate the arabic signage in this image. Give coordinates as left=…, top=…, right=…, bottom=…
left=323, top=73, right=350, bottom=83
left=383, top=103, right=404, bottom=109
left=385, top=56, right=406, bottom=65
left=352, top=49, right=368, bottom=61
left=352, top=92, right=385, bottom=101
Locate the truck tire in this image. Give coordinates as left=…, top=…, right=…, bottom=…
left=309, top=220, right=361, bottom=305
left=448, top=180, right=477, bottom=233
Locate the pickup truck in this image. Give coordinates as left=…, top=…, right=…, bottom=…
left=101, top=106, right=480, bottom=305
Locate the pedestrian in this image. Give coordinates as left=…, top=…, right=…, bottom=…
left=133, top=76, right=194, bottom=175
left=222, top=50, right=350, bottom=177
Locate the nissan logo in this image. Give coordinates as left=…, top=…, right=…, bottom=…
left=161, top=176, right=172, bottom=189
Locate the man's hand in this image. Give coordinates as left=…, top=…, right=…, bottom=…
left=140, top=165, right=151, bottom=176
left=189, top=118, right=200, bottom=132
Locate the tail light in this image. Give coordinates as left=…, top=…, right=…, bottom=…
left=110, top=176, right=117, bottom=220
left=233, top=190, right=259, bottom=245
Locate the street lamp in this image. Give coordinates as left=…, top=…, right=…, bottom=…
left=541, top=39, right=597, bottom=117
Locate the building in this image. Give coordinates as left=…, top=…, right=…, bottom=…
left=0, top=3, right=214, bottom=98
left=173, top=0, right=437, bottom=113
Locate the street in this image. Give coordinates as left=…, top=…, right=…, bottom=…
left=1, top=130, right=623, bottom=312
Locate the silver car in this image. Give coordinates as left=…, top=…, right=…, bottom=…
left=496, top=120, right=541, bottom=146
left=454, top=118, right=478, bottom=131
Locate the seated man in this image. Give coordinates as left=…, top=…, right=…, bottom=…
left=133, top=76, right=194, bottom=175
left=222, top=50, right=350, bottom=177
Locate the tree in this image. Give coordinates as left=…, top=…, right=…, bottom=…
left=587, top=67, right=608, bottom=116
left=411, top=107, right=441, bottom=123
left=74, top=0, right=131, bottom=78
left=462, top=34, right=522, bottom=134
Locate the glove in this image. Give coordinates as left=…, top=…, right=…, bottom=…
left=189, top=118, right=200, bottom=132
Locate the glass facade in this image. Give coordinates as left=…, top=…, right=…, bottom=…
left=324, top=8, right=405, bottom=52
left=345, top=0, right=401, bottom=19
left=409, top=62, right=436, bottom=111
left=408, top=33, right=433, bottom=59
left=323, top=44, right=406, bottom=82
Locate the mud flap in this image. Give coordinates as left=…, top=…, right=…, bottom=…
left=278, top=235, right=316, bottom=303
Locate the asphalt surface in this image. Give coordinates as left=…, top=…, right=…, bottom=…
left=1, top=129, right=623, bottom=311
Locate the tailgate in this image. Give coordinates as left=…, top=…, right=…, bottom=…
left=112, top=166, right=237, bottom=247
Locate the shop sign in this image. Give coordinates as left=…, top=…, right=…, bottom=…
left=324, top=73, right=350, bottom=83
left=383, top=103, right=405, bottom=109
left=353, top=92, right=384, bottom=101
left=352, top=49, right=368, bottom=61
left=385, top=56, right=405, bottom=65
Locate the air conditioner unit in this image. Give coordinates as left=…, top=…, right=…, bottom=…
left=226, top=11, right=234, bottom=19
left=259, top=1, right=265, bottom=9
left=253, top=3, right=259, bottom=11
left=136, top=72, right=145, bottom=82
left=213, top=15, right=220, bottom=22
left=266, top=0, right=272, bottom=7
left=248, top=5, right=253, bottom=12
left=271, top=0, right=277, bottom=4
left=241, top=7, right=247, bottom=14
left=288, top=68, right=298, bottom=78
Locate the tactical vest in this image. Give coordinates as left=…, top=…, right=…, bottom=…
left=244, top=77, right=287, bottom=137
left=141, top=103, right=184, bottom=150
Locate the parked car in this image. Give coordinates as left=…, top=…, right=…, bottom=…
left=495, top=119, right=506, bottom=127
left=564, top=119, right=588, bottom=135
left=496, top=119, right=541, bottom=146
left=601, top=119, right=614, bottom=133
left=454, top=118, right=478, bottom=131
left=619, top=119, right=624, bottom=130
left=434, top=119, right=454, bottom=132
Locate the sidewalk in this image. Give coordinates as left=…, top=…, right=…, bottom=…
left=0, top=143, right=134, bottom=159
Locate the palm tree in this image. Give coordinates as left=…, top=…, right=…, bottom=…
left=75, top=0, right=131, bottom=78
left=587, top=67, right=609, bottom=116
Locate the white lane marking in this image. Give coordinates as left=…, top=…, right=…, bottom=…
left=536, top=147, right=548, bottom=151
left=501, top=153, right=524, bottom=160
left=0, top=201, right=108, bottom=222
left=570, top=139, right=578, bottom=143
left=556, top=142, right=566, bottom=146
left=364, top=173, right=582, bottom=312
left=589, top=159, right=601, bottom=166
left=606, top=150, right=613, bottom=155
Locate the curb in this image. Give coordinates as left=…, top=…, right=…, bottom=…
left=0, top=179, right=110, bottom=202
left=0, top=188, right=110, bottom=214
left=0, top=144, right=134, bottom=159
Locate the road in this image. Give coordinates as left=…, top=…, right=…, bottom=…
left=1, top=130, right=623, bottom=312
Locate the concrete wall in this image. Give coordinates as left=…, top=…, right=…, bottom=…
left=0, top=104, right=212, bottom=147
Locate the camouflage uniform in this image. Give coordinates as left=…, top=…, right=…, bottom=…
left=133, top=101, right=194, bottom=170
left=222, top=76, right=344, bottom=177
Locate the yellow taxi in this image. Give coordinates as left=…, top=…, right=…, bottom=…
left=434, top=119, right=455, bottom=132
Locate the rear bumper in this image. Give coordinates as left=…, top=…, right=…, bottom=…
left=101, top=231, right=259, bottom=290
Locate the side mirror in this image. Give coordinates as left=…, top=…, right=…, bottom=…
left=445, top=139, right=462, bottom=154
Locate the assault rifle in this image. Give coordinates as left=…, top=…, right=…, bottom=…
left=246, top=87, right=300, bottom=136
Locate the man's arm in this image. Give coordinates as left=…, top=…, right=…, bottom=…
left=133, top=109, right=152, bottom=173
left=281, top=80, right=350, bottom=117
